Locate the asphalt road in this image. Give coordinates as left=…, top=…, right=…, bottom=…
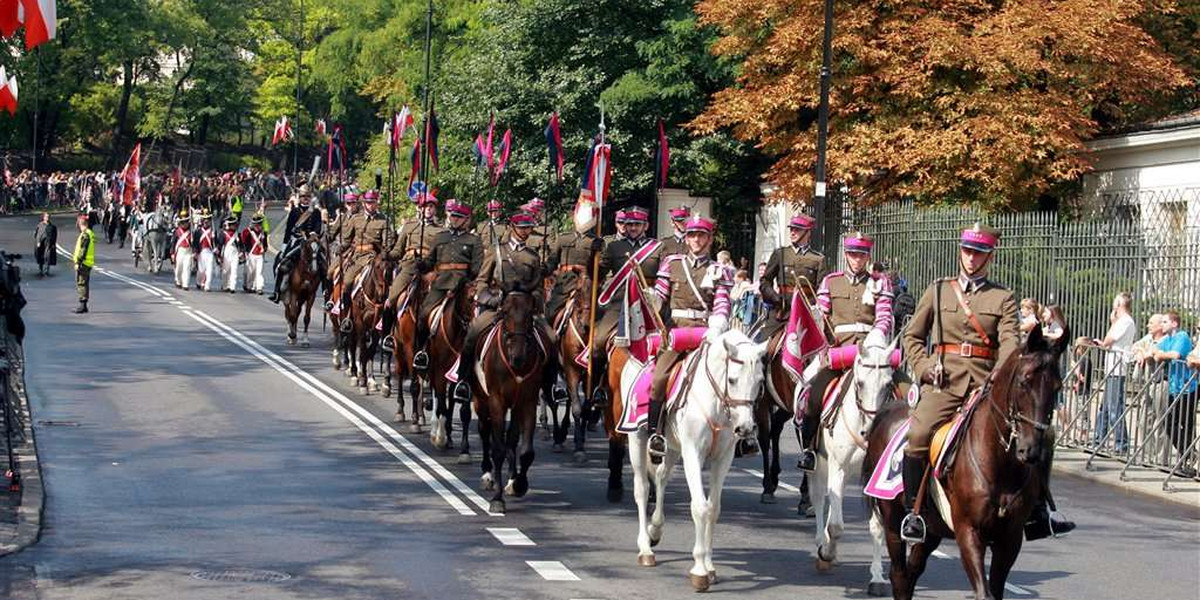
left=0, top=212, right=1197, bottom=600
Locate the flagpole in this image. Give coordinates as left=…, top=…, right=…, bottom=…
left=584, top=105, right=607, bottom=406
left=419, top=0, right=433, bottom=193
left=32, top=47, right=40, bottom=174
left=294, top=0, right=304, bottom=182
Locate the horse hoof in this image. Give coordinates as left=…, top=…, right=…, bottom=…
left=552, top=443, right=564, bottom=454
left=505, top=480, right=516, bottom=497
left=286, top=337, right=296, bottom=346
left=637, top=554, right=656, bottom=568
left=572, top=451, right=587, bottom=465
left=382, top=387, right=392, bottom=398
left=649, top=535, right=661, bottom=548
left=815, top=557, right=834, bottom=573
left=512, top=477, right=530, bottom=498
left=606, top=487, right=624, bottom=504
left=358, top=386, right=368, bottom=395
left=301, top=340, right=310, bottom=348
left=707, top=571, right=717, bottom=585
left=481, top=473, right=495, bottom=491
left=867, top=582, right=890, bottom=597
left=488, top=500, right=506, bottom=515
left=760, top=492, right=776, bottom=505
left=409, top=423, right=422, bottom=434
left=456, top=453, right=471, bottom=465
left=393, top=412, right=405, bottom=423
left=689, top=573, right=710, bottom=592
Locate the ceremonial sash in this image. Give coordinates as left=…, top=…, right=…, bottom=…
left=598, top=239, right=661, bottom=306
left=175, top=230, right=191, bottom=252
left=250, top=232, right=264, bottom=255
left=200, top=230, right=214, bottom=250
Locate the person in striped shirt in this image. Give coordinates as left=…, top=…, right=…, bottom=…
left=646, top=216, right=733, bottom=462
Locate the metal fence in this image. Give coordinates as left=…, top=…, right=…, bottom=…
left=1, top=331, right=24, bottom=494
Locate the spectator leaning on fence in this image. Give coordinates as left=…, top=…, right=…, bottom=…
left=1068, top=336, right=1094, bottom=428
left=1092, top=292, right=1137, bottom=451
left=1020, top=297, right=1042, bottom=340
left=1154, top=311, right=1197, bottom=475
left=1041, top=304, right=1066, bottom=342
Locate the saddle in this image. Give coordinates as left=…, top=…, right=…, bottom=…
left=616, top=348, right=704, bottom=434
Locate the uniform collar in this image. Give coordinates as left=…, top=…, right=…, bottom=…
left=791, top=243, right=810, bottom=254
left=509, top=238, right=526, bottom=252
left=847, top=268, right=869, bottom=284
left=957, top=272, right=987, bottom=293
left=688, top=253, right=710, bottom=268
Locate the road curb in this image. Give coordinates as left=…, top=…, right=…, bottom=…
left=0, top=336, right=44, bottom=558
left=1052, top=447, right=1200, bottom=511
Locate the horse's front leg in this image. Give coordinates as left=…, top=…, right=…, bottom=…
left=457, top=393, right=472, bottom=463
left=629, top=432, right=655, bottom=566
left=867, top=502, right=890, bottom=596
left=680, top=443, right=712, bottom=591
left=511, top=394, right=536, bottom=497
left=703, top=436, right=737, bottom=585
left=955, top=523, right=992, bottom=600
left=488, top=406, right=508, bottom=514
left=606, top=438, right=625, bottom=503
left=649, top=445, right=679, bottom=548
left=821, top=454, right=849, bottom=565
left=301, top=297, right=313, bottom=347
left=988, top=525, right=1025, bottom=600
left=476, top=400, right=494, bottom=487
left=812, top=453, right=832, bottom=570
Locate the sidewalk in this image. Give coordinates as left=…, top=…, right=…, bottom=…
left=0, top=336, right=44, bottom=558
left=1053, top=446, right=1200, bottom=510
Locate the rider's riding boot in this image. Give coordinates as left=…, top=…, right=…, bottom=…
left=552, top=383, right=569, bottom=403
left=412, top=326, right=430, bottom=371
left=452, top=355, right=473, bottom=401
left=1024, top=499, right=1075, bottom=541
left=797, top=416, right=818, bottom=471
left=268, top=273, right=285, bottom=303
left=646, top=398, right=667, bottom=465
left=900, top=455, right=928, bottom=543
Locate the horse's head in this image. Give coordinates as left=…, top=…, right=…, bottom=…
left=302, top=232, right=323, bottom=274
left=570, top=272, right=592, bottom=332
left=852, top=330, right=898, bottom=416
left=500, top=291, right=539, bottom=372
left=712, top=329, right=769, bottom=440
left=1000, top=322, right=1069, bottom=465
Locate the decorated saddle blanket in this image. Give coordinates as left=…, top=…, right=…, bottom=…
left=616, top=349, right=701, bottom=434
left=863, top=388, right=985, bottom=501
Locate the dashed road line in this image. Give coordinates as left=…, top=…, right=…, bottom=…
left=487, top=527, right=536, bottom=546
left=525, top=561, right=580, bottom=582
left=931, top=550, right=1030, bottom=596
left=742, top=468, right=801, bottom=493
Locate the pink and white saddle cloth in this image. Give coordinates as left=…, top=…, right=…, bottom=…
left=615, top=327, right=709, bottom=433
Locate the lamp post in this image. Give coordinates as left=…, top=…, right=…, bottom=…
left=813, top=0, right=834, bottom=252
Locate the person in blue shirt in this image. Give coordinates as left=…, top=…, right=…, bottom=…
left=1154, top=310, right=1197, bottom=476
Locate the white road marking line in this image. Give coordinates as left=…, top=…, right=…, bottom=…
left=78, top=262, right=495, bottom=518
left=187, top=310, right=499, bottom=516
left=487, top=527, right=536, bottom=546
left=182, top=309, right=476, bottom=516
left=525, top=561, right=580, bottom=581
left=930, top=550, right=1031, bottom=596
left=742, top=468, right=801, bottom=493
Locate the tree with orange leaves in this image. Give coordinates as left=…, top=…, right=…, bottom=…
left=692, top=0, right=1192, bottom=208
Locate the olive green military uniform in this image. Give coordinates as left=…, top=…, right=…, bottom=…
left=457, top=239, right=557, bottom=387
left=342, top=211, right=391, bottom=291
left=545, top=230, right=600, bottom=321
left=658, top=231, right=686, bottom=261
left=589, top=235, right=662, bottom=360
left=902, top=275, right=1019, bottom=456
left=823, top=271, right=886, bottom=347
left=387, top=217, right=445, bottom=305
left=476, top=220, right=509, bottom=253
left=325, top=208, right=360, bottom=281
left=416, top=227, right=483, bottom=325
left=759, top=243, right=825, bottom=341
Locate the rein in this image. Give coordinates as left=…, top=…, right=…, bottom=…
left=493, top=292, right=543, bottom=384
left=690, top=339, right=758, bottom=456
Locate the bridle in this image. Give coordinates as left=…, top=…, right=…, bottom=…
left=495, top=291, right=544, bottom=383
left=701, top=339, right=759, bottom=414
left=851, top=345, right=893, bottom=418
left=987, top=355, right=1053, bottom=454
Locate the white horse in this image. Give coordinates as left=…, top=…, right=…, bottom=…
left=627, top=329, right=767, bottom=592
left=809, top=331, right=897, bottom=596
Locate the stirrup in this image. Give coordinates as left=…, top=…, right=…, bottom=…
left=339, top=319, right=352, bottom=333
left=797, top=449, right=817, bottom=471
left=381, top=336, right=395, bottom=353
left=453, top=382, right=471, bottom=402
left=552, top=384, right=569, bottom=403
left=324, top=300, right=335, bottom=311
left=648, top=432, right=667, bottom=464
left=900, top=513, right=926, bottom=543
left=591, top=386, right=609, bottom=407
left=412, top=350, right=430, bottom=371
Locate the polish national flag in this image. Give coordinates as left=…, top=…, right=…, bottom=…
left=0, top=0, right=20, bottom=37
left=0, top=67, right=17, bottom=115
left=17, top=0, right=56, bottom=50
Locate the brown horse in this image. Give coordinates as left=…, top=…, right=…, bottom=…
left=327, top=256, right=353, bottom=374
left=475, top=290, right=549, bottom=514
left=284, top=232, right=323, bottom=348
left=428, top=281, right=474, bottom=460
left=386, top=271, right=431, bottom=432
left=601, top=343, right=633, bottom=503
left=864, top=325, right=1068, bottom=600
left=551, top=270, right=592, bottom=461
left=756, top=330, right=801, bottom=504
left=349, top=253, right=393, bottom=394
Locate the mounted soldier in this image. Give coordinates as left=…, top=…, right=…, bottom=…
left=475, top=199, right=508, bottom=251
left=331, top=191, right=390, bottom=331
left=589, top=206, right=661, bottom=404
left=646, top=215, right=733, bottom=461
left=454, top=212, right=556, bottom=400
left=657, top=205, right=691, bottom=258
left=382, top=192, right=445, bottom=353
left=758, top=214, right=825, bottom=343
left=796, top=232, right=893, bottom=471
left=899, top=223, right=1074, bottom=543
left=411, top=200, right=483, bottom=373
left=522, top=198, right=552, bottom=261
left=324, top=191, right=361, bottom=299
left=270, top=186, right=325, bottom=303
left=546, top=217, right=603, bottom=323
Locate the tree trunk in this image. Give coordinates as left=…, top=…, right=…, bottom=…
left=197, top=112, right=210, bottom=146
left=108, top=59, right=136, bottom=170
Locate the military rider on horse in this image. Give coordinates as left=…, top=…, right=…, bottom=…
left=408, top=200, right=482, bottom=376
left=270, top=186, right=326, bottom=303
left=382, top=192, right=445, bottom=354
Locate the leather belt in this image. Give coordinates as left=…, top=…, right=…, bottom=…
left=436, top=263, right=470, bottom=272
left=936, top=343, right=996, bottom=359
left=356, top=244, right=376, bottom=252
left=558, top=264, right=587, bottom=274
left=672, top=309, right=710, bottom=320
left=779, top=285, right=795, bottom=295
left=404, top=248, right=431, bottom=260
left=834, top=323, right=873, bottom=334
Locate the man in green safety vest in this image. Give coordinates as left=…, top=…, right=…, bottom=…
left=72, top=212, right=96, bottom=314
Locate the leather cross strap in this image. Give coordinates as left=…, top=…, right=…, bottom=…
left=435, top=263, right=469, bottom=272
left=950, top=279, right=994, bottom=349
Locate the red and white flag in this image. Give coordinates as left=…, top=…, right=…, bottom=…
left=17, top=0, right=55, bottom=50
left=120, top=142, right=141, bottom=206
left=392, top=106, right=413, bottom=147
left=0, top=67, right=15, bottom=115
left=0, top=0, right=20, bottom=37
left=315, top=118, right=326, bottom=137
left=272, top=116, right=293, bottom=146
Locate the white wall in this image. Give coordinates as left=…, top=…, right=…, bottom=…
left=655, top=188, right=711, bottom=238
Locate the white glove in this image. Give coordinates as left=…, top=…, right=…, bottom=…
left=705, top=315, right=728, bottom=342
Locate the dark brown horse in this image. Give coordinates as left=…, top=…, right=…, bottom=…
left=550, top=270, right=592, bottom=461
left=756, top=330, right=801, bottom=505
left=865, top=325, right=1068, bottom=600
left=601, top=343, right=633, bottom=503
left=386, top=271, right=432, bottom=432
left=428, top=281, right=474, bottom=460
left=349, top=253, right=393, bottom=394
left=328, top=256, right=353, bottom=374
left=475, top=290, right=549, bottom=514
left=284, top=232, right=323, bottom=348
